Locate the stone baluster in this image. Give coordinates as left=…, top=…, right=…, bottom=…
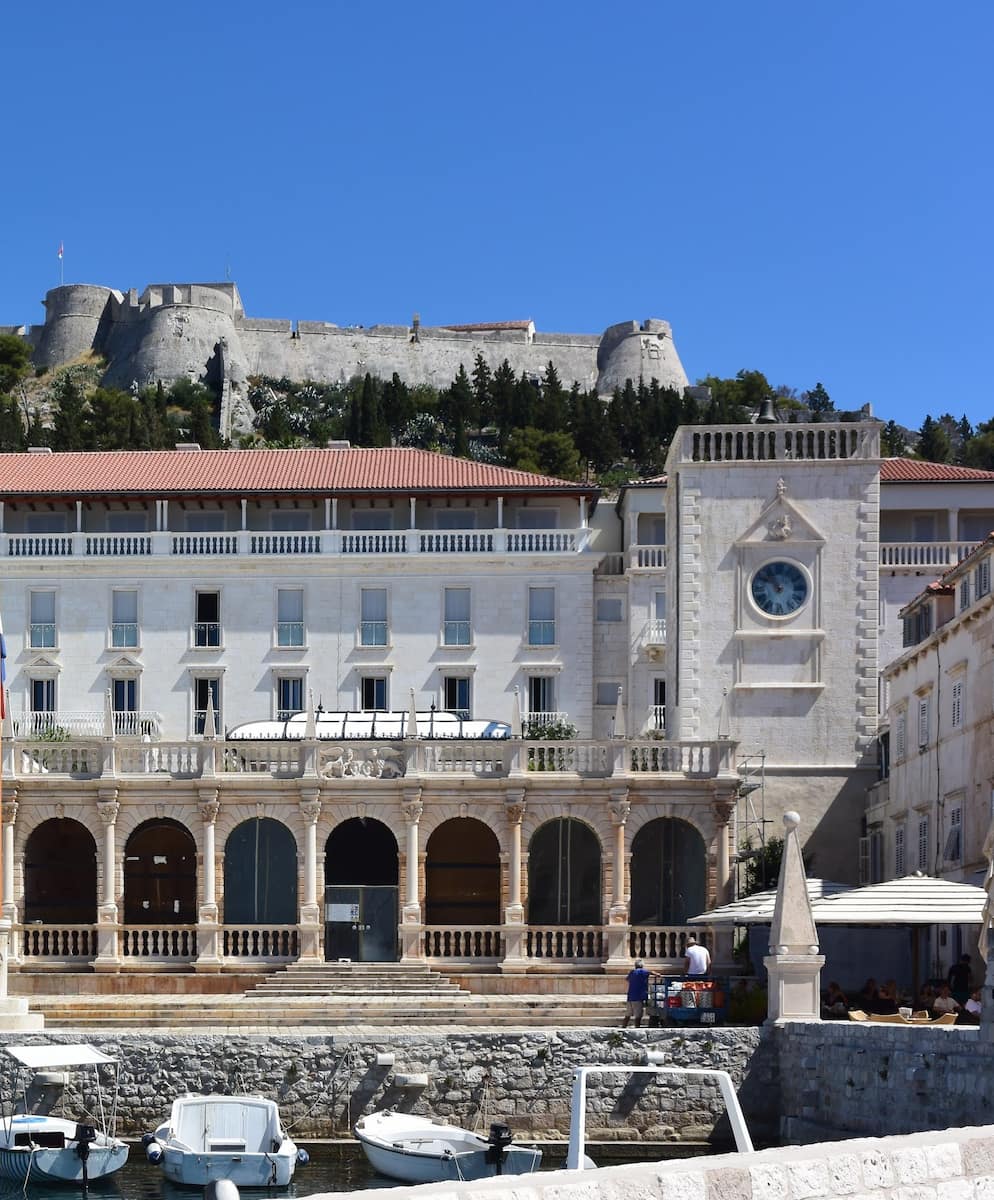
left=195, top=790, right=222, bottom=970
left=297, top=791, right=322, bottom=962
left=400, top=791, right=424, bottom=961
left=94, top=790, right=121, bottom=971
left=605, top=793, right=632, bottom=970
left=500, top=791, right=528, bottom=973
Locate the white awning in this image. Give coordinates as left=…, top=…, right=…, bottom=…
left=808, top=874, right=986, bottom=925
left=687, top=879, right=853, bottom=926
left=5, top=1044, right=117, bottom=1069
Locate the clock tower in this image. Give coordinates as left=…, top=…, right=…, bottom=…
left=664, top=421, right=881, bottom=881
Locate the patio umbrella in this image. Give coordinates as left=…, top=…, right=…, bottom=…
left=687, top=880, right=853, bottom=926
left=511, top=687, right=522, bottom=738
left=304, top=688, right=316, bottom=739
left=808, top=873, right=985, bottom=925
left=613, top=686, right=626, bottom=739
left=203, top=690, right=217, bottom=739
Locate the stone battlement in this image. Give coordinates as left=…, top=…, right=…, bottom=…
left=15, top=282, right=689, bottom=439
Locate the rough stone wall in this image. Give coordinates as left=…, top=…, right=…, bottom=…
left=0, top=1028, right=775, bottom=1143
left=320, top=1125, right=994, bottom=1200
left=777, top=1023, right=994, bottom=1140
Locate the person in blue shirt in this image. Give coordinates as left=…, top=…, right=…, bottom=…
left=623, top=959, right=661, bottom=1028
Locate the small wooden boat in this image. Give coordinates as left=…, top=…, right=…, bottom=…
left=354, top=1111, right=542, bottom=1184
left=0, top=1044, right=129, bottom=1185
left=144, top=1094, right=305, bottom=1188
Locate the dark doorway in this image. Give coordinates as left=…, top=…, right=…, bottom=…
left=527, top=818, right=601, bottom=924
left=223, top=818, right=297, bottom=924
left=24, top=819, right=97, bottom=923
left=630, top=817, right=707, bottom=924
left=324, top=819, right=398, bottom=961
left=123, top=819, right=197, bottom=924
left=425, top=819, right=500, bottom=925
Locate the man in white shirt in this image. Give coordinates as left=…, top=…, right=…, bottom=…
left=684, top=936, right=711, bottom=977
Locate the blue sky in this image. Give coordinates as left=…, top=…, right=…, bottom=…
left=2, top=1, right=990, bottom=430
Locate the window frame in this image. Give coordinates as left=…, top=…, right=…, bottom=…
left=194, top=590, right=222, bottom=649
left=443, top=587, right=472, bottom=647
left=359, top=587, right=389, bottom=647
left=29, top=589, right=57, bottom=650
left=276, top=587, right=305, bottom=649
left=527, top=586, right=556, bottom=647
left=111, top=588, right=140, bottom=650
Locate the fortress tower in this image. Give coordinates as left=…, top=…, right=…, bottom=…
left=14, top=283, right=691, bottom=438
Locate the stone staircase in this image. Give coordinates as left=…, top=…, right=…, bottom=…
left=25, top=964, right=624, bottom=1030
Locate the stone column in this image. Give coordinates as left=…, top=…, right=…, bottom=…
left=605, top=793, right=632, bottom=971
left=297, top=792, right=322, bottom=962
left=94, top=790, right=121, bottom=971
left=709, top=799, right=737, bottom=969
left=2, top=797, right=18, bottom=961
left=400, top=791, right=424, bottom=961
left=500, top=792, right=527, bottom=973
left=764, top=812, right=824, bottom=1023
left=194, top=790, right=222, bottom=971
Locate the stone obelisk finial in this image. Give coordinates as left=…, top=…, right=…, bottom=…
left=764, top=811, right=824, bottom=1023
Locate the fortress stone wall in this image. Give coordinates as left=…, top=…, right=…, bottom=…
left=5, top=282, right=689, bottom=438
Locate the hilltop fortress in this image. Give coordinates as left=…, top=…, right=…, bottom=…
left=5, top=282, right=690, bottom=438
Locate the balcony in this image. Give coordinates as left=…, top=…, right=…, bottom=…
left=2, top=527, right=592, bottom=561
left=880, top=541, right=980, bottom=570
left=3, top=730, right=738, bottom=783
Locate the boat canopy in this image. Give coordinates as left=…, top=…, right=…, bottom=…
left=226, top=710, right=511, bottom=741
left=6, top=1045, right=118, bottom=1069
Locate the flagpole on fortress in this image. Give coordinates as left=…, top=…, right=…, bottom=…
left=58, top=241, right=64, bottom=286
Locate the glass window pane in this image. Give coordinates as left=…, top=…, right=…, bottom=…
left=31, top=592, right=55, bottom=623
left=113, top=591, right=138, bottom=622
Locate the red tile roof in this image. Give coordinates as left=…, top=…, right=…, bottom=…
left=0, top=448, right=594, bottom=498
left=880, top=458, right=994, bottom=482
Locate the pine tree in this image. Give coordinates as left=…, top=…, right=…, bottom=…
left=916, top=415, right=951, bottom=463
left=490, top=361, right=516, bottom=448
left=471, top=354, right=493, bottom=428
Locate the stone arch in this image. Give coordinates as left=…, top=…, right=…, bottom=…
left=223, top=817, right=298, bottom=925
left=425, top=817, right=500, bottom=925
left=527, top=817, right=602, bottom=924
left=630, top=816, right=707, bottom=925
left=24, top=818, right=97, bottom=923
left=325, top=817, right=398, bottom=886
left=123, top=818, right=197, bottom=924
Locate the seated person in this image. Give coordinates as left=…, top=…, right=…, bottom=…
left=917, top=983, right=936, bottom=1012
left=856, top=977, right=880, bottom=1013
left=875, top=979, right=900, bottom=1016
left=932, top=983, right=960, bottom=1017
left=821, top=981, right=849, bottom=1018
left=962, top=988, right=982, bottom=1023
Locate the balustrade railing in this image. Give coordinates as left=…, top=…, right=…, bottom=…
left=675, top=422, right=878, bottom=465
left=222, top=926, right=299, bottom=958
left=879, top=541, right=978, bottom=568
left=631, top=545, right=666, bottom=570
left=525, top=926, right=604, bottom=960
left=20, top=924, right=97, bottom=959
left=628, top=926, right=713, bottom=960
left=12, top=711, right=162, bottom=738
left=643, top=618, right=666, bottom=644
left=122, top=925, right=198, bottom=959
left=5, top=734, right=735, bottom=782
left=526, top=741, right=613, bottom=776
left=3, top=527, right=591, bottom=560
left=423, top=926, right=503, bottom=959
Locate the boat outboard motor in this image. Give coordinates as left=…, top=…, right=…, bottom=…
left=74, top=1123, right=97, bottom=1195
left=15, top=1070, right=69, bottom=1115
left=484, top=1123, right=514, bottom=1174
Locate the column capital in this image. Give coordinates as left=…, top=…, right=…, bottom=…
left=199, top=798, right=220, bottom=825
left=96, top=799, right=120, bottom=827
left=609, top=793, right=631, bottom=826
left=299, top=795, right=322, bottom=825
left=2, top=798, right=17, bottom=826
left=711, top=799, right=735, bottom=828
left=402, top=788, right=423, bottom=824
left=504, top=791, right=527, bottom=825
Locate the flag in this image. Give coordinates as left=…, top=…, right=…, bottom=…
left=57, top=242, right=64, bottom=260
left=0, top=608, right=6, bottom=721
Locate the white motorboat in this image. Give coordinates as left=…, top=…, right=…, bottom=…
left=354, top=1110, right=542, bottom=1184
left=0, top=1044, right=129, bottom=1185
left=144, top=1093, right=306, bottom=1188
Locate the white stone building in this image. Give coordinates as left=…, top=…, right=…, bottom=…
left=2, top=429, right=993, bottom=979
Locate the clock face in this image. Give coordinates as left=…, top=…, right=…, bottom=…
left=750, top=561, right=809, bottom=616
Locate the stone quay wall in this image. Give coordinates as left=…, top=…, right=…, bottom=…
left=312, top=1126, right=994, bottom=1200
left=776, top=1023, right=994, bottom=1141
left=0, top=1029, right=775, bottom=1144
